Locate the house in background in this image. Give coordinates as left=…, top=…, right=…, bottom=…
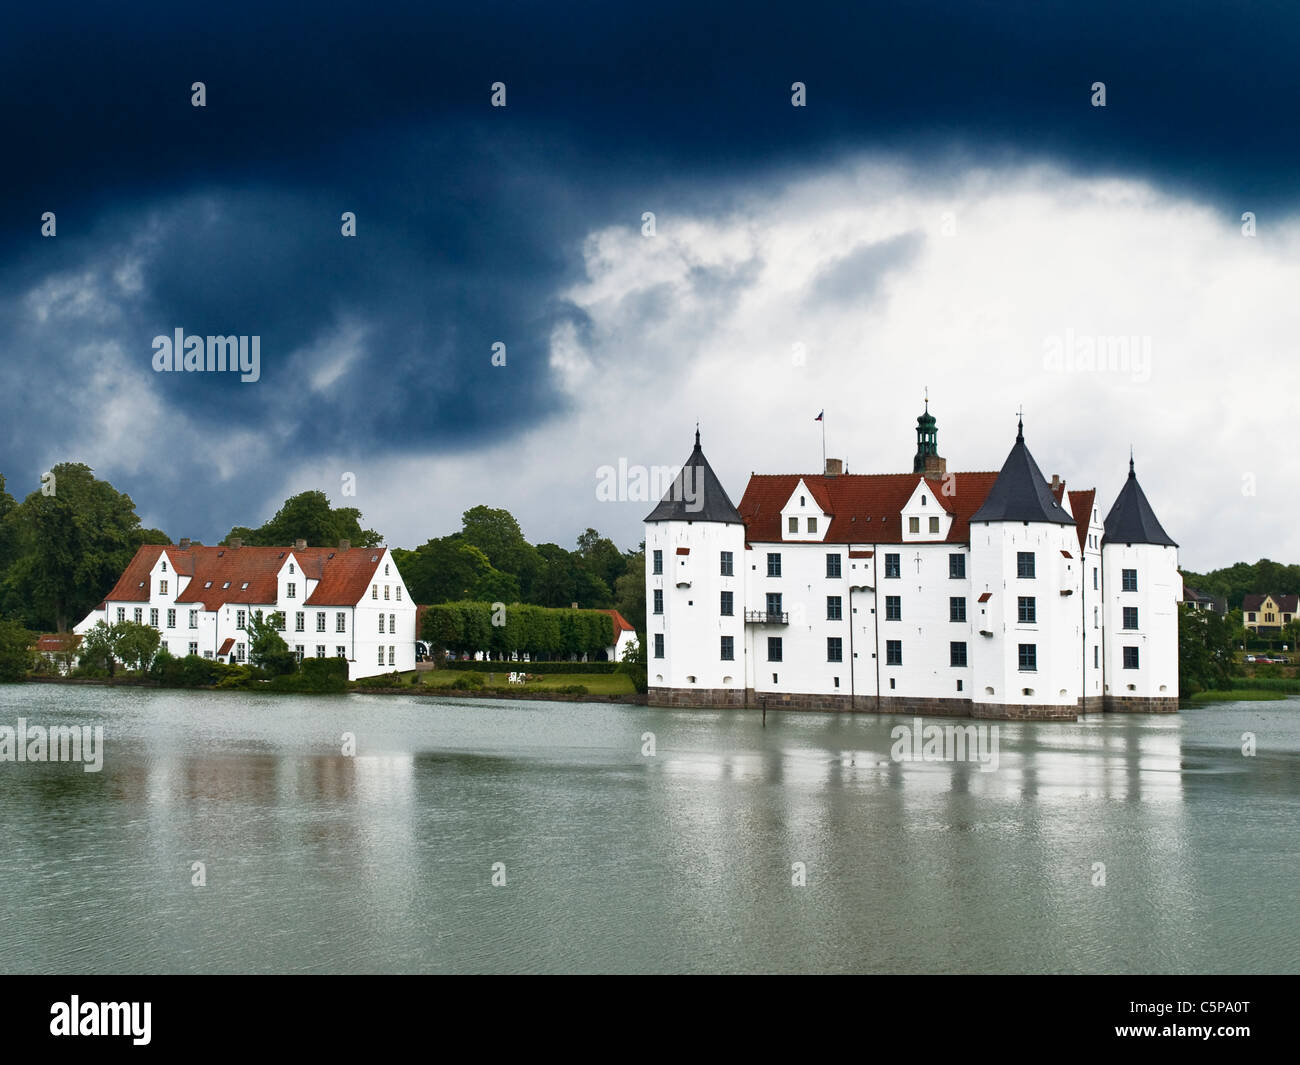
left=1242, top=594, right=1298, bottom=635
left=1182, top=585, right=1227, bottom=614
left=32, top=633, right=82, bottom=675
left=74, top=538, right=415, bottom=680
left=600, top=609, right=638, bottom=661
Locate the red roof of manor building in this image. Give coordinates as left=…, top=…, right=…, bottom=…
left=100, top=544, right=390, bottom=610
left=737, top=471, right=1001, bottom=545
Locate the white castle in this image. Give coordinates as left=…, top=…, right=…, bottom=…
left=644, top=407, right=1180, bottom=720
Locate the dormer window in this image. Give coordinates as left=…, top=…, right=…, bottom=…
left=222, top=581, right=230, bottom=589
left=921, top=495, right=927, bottom=506
left=807, top=517, right=817, bottom=534
left=241, top=582, right=249, bottom=590
left=789, top=517, right=798, bottom=534
left=909, top=517, right=919, bottom=534
left=204, top=581, right=212, bottom=588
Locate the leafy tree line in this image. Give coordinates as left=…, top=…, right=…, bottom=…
left=422, top=601, right=620, bottom=659
left=0, top=466, right=645, bottom=644
left=1180, top=559, right=1300, bottom=611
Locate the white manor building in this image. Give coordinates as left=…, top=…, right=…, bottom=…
left=75, top=538, right=416, bottom=681
left=645, top=410, right=1180, bottom=721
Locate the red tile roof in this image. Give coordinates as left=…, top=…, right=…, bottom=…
left=737, top=472, right=1001, bottom=545
left=102, top=544, right=387, bottom=611
left=1067, top=489, right=1096, bottom=553
left=217, top=637, right=235, bottom=655
left=600, top=608, right=636, bottom=634
left=33, top=633, right=82, bottom=652
left=978, top=592, right=993, bottom=603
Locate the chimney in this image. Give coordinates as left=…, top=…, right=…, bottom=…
left=229, top=537, right=242, bottom=549
left=824, top=457, right=844, bottom=477
left=294, top=538, right=307, bottom=551
left=1050, top=474, right=1061, bottom=492
left=338, top=538, right=351, bottom=551
left=179, top=537, right=191, bottom=550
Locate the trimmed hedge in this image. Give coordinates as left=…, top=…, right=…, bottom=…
left=422, top=601, right=616, bottom=658
left=1230, top=675, right=1300, bottom=693
left=440, top=660, right=618, bottom=674
left=269, top=657, right=349, bottom=693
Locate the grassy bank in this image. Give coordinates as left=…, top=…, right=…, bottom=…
left=415, top=670, right=636, bottom=696
left=1189, top=689, right=1287, bottom=703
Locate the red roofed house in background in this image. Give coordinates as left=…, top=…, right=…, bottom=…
left=73, top=537, right=416, bottom=680
left=599, top=609, right=638, bottom=662
left=644, top=402, right=1181, bottom=721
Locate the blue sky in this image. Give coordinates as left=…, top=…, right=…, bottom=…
left=3, top=1, right=1298, bottom=569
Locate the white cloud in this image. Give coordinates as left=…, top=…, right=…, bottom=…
left=355, top=157, right=1300, bottom=570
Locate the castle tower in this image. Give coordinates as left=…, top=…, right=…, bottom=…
left=912, top=397, right=947, bottom=477
left=644, top=429, right=747, bottom=707
left=1100, top=455, right=1180, bottom=712
left=968, top=418, right=1083, bottom=719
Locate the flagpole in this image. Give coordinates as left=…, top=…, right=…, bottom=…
left=821, top=414, right=826, bottom=473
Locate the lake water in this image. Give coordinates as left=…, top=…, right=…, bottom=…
left=0, top=684, right=1296, bottom=974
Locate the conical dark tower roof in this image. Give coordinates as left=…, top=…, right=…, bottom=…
left=644, top=429, right=743, bottom=524
left=1103, top=456, right=1177, bottom=546
left=971, top=418, right=1075, bottom=525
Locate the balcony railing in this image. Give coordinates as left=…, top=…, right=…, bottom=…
left=746, top=610, right=789, bottom=625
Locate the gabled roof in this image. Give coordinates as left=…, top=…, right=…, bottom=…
left=600, top=608, right=636, bottom=634
left=1243, top=593, right=1298, bottom=613
left=1067, top=488, right=1096, bottom=553
left=645, top=430, right=743, bottom=524
left=33, top=633, right=82, bottom=652
left=970, top=422, right=1075, bottom=526
left=1103, top=459, right=1177, bottom=547
left=738, top=471, right=1000, bottom=544
left=104, top=544, right=388, bottom=610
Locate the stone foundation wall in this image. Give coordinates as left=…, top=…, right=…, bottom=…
left=1081, top=695, right=1105, bottom=715
left=971, top=702, right=1079, bottom=721
left=648, top=686, right=747, bottom=709
left=1103, top=695, right=1180, bottom=714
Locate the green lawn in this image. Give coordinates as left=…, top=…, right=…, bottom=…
left=416, top=670, right=636, bottom=696
left=1189, top=689, right=1286, bottom=703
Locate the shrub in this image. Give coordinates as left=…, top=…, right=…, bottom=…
left=441, top=659, right=618, bottom=675
left=555, top=684, right=588, bottom=695
left=270, top=656, right=348, bottom=693
left=450, top=671, right=486, bottom=690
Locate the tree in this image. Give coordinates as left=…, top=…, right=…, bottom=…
left=113, top=620, right=161, bottom=673
left=460, top=506, right=541, bottom=597
left=227, top=490, right=382, bottom=548
left=3, top=464, right=161, bottom=632
left=78, top=620, right=121, bottom=676
left=576, top=528, right=628, bottom=594
left=0, top=618, right=34, bottom=681
left=248, top=610, right=296, bottom=674
left=613, top=545, right=646, bottom=633
left=1179, top=604, right=1237, bottom=694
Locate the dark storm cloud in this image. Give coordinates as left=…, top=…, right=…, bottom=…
left=1, top=0, right=1297, bottom=542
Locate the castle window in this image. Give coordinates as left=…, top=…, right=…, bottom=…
left=1093, top=567, right=1098, bottom=590
left=807, top=517, right=817, bottom=534
left=886, top=640, right=902, bottom=666
left=789, top=517, right=798, bottom=534
left=826, top=553, right=841, bottom=578
left=1122, top=569, right=1138, bottom=592
left=929, top=516, right=940, bottom=534
left=654, top=634, right=664, bottom=658
left=827, top=637, right=842, bottom=663
left=768, top=637, right=783, bottom=662
left=652, top=550, right=663, bottom=574
left=1094, top=646, right=1099, bottom=668
left=1123, top=607, right=1139, bottom=630
left=1123, top=646, right=1140, bottom=669
left=885, top=553, right=900, bottom=579
left=1018, top=597, right=1036, bottom=624
left=950, top=597, right=966, bottom=622
left=766, top=592, right=782, bottom=617
left=1017, top=552, right=1036, bottom=579
left=950, top=642, right=968, bottom=667
left=720, top=551, right=733, bottom=576
left=720, top=591, right=733, bottom=616
left=653, top=590, right=663, bottom=615
left=957, top=679, right=963, bottom=692
left=721, top=636, right=734, bottom=661
left=1018, top=643, right=1037, bottom=672
left=827, top=595, right=842, bottom=621
left=767, top=553, right=782, bottom=577
left=885, top=595, right=901, bottom=621
left=949, top=554, right=965, bottom=579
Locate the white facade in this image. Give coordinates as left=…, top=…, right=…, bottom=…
left=646, top=421, right=1180, bottom=719
left=75, top=544, right=415, bottom=681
